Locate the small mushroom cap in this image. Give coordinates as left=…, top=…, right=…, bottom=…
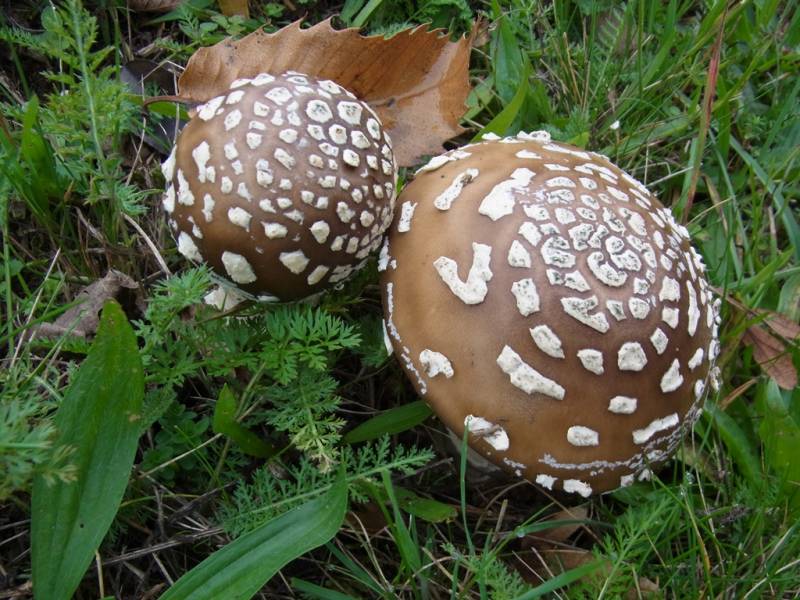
left=162, top=71, right=397, bottom=300
left=381, top=132, right=721, bottom=495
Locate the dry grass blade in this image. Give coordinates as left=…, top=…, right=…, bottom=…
left=177, top=18, right=475, bottom=165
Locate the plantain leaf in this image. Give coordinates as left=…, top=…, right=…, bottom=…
left=31, top=300, right=144, bottom=600
left=212, top=384, right=277, bottom=458
left=160, top=469, right=348, bottom=600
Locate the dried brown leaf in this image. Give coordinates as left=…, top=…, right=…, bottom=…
left=754, top=308, right=800, bottom=341
left=177, top=19, right=475, bottom=165
left=31, top=271, right=139, bottom=340
left=743, top=324, right=798, bottom=390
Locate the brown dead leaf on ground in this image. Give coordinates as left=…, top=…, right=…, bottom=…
left=743, top=324, right=798, bottom=390
left=177, top=19, right=476, bottom=166
left=31, top=270, right=139, bottom=340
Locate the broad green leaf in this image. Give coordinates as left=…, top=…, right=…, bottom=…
left=212, top=384, right=276, bottom=458
left=161, top=470, right=348, bottom=600
left=756, top=380, right=800, bottom=513
left=394, top=485, right=457, bottom=523
left=490, top=0, right=525, bottom=104
left=344, top=400, right=433, bottom=444
left=704, top=401, right=763, bottom=489
left=474, top=60, right=530, bottom=140
left=31, top=300, right=144, bottom=600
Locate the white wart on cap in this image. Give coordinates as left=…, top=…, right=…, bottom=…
left=162, top=71, right=397, bottom=300
left=381, top=131, right=721, bottom=495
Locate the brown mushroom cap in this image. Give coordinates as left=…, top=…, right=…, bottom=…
left=380, top=131, right=721, bottom=496
left=161, top=71, right=397, bottom=301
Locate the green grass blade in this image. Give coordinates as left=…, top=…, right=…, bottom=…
left=160, top=470, right=348, bottom=600
left=31, top=300, right=144, bottom=600
left=291, top=578, right=361, bottom=599
left=513, top=560, right=605, bottom=599
left=344, top=400, right=432, bottom=444
left=380, top=470, right=422, bottom=574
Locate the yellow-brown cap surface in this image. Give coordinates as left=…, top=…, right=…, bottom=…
left=162, top=71, right=396, bottom=301
left=381, top=132, right=721, bottom=496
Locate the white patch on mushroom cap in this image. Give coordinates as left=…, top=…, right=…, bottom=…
left=433, top=243, right=493, bottom=305
left=162, top=186, right=175, bottom=213
left=632, top=413, right=679, bottom=444
left=507, top=240, right=532, bottom=268
left=617, top=342, right=648, bottom=371
left=310, top=220, right=330, bottom=244
left=561, top=296, right=610, bottom=333
left=274, top=148, right=296, bottom=169
left=419, top=349, right=454, bottom=379
left=397, top=201, right=418, bottom=232
left=336, top=202, right=355, bottom=223
left=518, top=222, right=542, bottom=246
left=278, top=250, right=310, bottom=274
left=516, top=149, right=542, bottom=159
left=530, top=325, right=565, bottom=358
left=687, top=348, right=704, bottom=370
left=496, top=345, right=565, bottom=400
left=608, top=396, right=637, bottom=414
left=342, top=149, right=360, bottom=167
left=662, top=306, right=680, bottom=328
left=306, top=99, right=333, bottom=122
left=629, top=297, right=651, bottom=319
left=221, top=252, right=257, bottom=284
left=224, top=109, right=242, bottom=131
left=511, top=278, right=540, bottom=316
left=176, top=169, right=195, bottom=206
left=660, top=359, right=684, bottom=392
left=191, top=141, right=211, bottom=183
left=562, top=479, right=593, bottom=497
left=478, top=168, right=536, bottom=221
left=650, top=328, right=669, bottom=354
left=306, top=265, right=330, bottom=285
left=577, top=349, right=604, bottom=374
left=381, top=319, right=394, bottom=355
left=223, top=205, right=252, bottom=230
left=177, top=231, right=202, bottom=262
left=197, top=95, right=225, bottom=120
left=263, top=222, right=288, bottom=239
left=433, top=168, right=479, bottom=210
left=535, top=473, right=557, bottom=489
left=464, top=415, right=509, bottom=451
left=567, top=426, right=599, bottom=447
left=686, top=281, right=700, bottom=336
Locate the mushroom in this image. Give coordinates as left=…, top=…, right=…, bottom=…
left=161, top=71, right=397, bottom=301
left=380, top=131, right=721, bottom=496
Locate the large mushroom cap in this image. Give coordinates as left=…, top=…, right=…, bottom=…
left=381, top=131, right=721, bottom=496
left=161, top=71, right=396, bottom=301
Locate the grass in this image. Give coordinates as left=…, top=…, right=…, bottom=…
left=1, top=0, right=799, bottom=598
